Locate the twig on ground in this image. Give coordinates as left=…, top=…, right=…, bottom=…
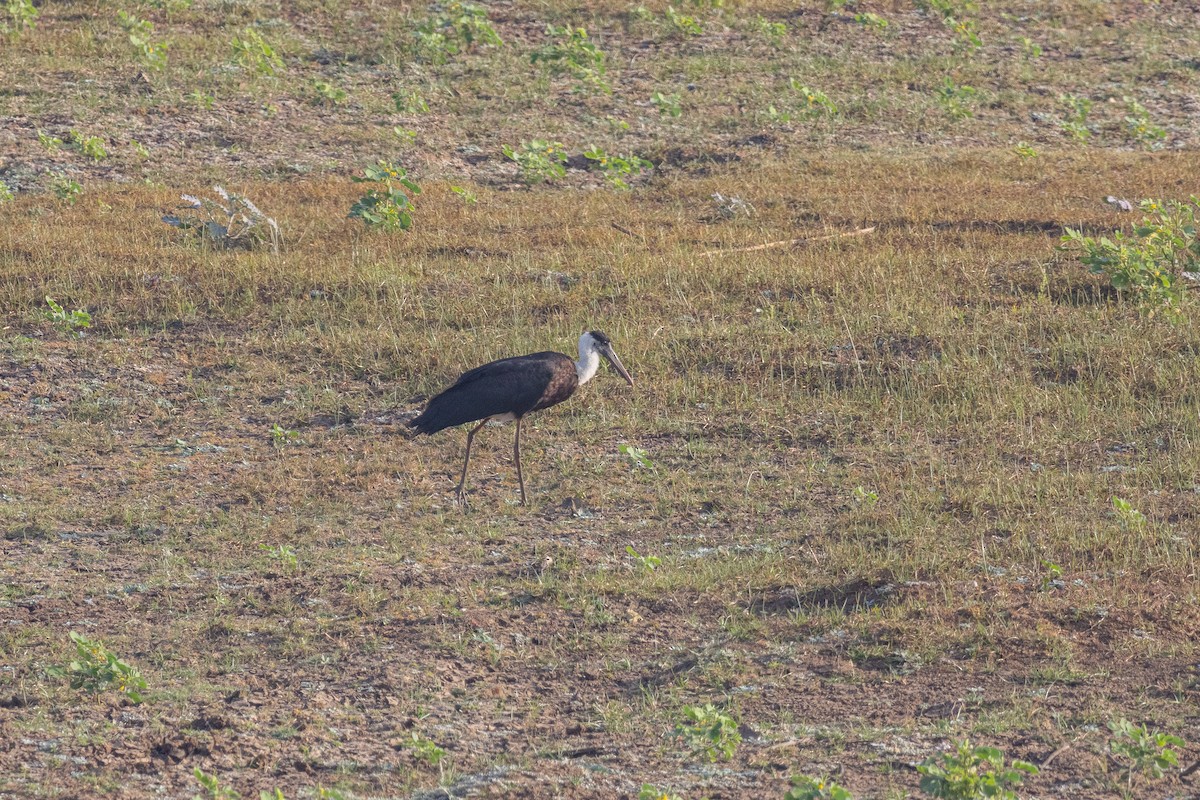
left=698, top=226, right=875, bottom=257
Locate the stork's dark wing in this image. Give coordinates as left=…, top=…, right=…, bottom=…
left=408, top=353, right=569, bottom=435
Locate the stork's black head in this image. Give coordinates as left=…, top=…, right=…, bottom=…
left=588, top=330, right=612, bottom=347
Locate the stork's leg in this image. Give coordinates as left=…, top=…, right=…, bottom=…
left=514, top=416, right=527, bottom=506
left=456, top=419, right=489, bottom=501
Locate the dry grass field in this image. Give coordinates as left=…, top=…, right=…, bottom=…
left=2, top=2, right=1199, bottom=799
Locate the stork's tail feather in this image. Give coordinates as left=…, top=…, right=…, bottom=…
left=407, top=410, right=441, bottom=435
left=407, top=398, right=471, bottom=436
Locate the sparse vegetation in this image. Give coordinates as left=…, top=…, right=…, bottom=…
left=503, top=139, right=568, bottom=184
left=936, top=78, right=977, bottom=120
left=650, top=90, right=682, bottom=117
left=674, top=704, right=742, bottom=762
left=531, top=25, right=609, bottom=94
left=231, top=28, right=283, bottom=76
left=348, top=161, right=420, bottom=230
left=1107, top=718, right=1185, bottom=788
left=116, top=10, right=168, bottom=71
left=48, top=172, right=82, bottom=203
left=786, top=776, right=854, bottom=800
left=2, top=0, right=36, bottom=36
left=917, top=741, right=1038, bottom=799
left=1124, top=97, right=1167, bottom=149
left=49, top=632, right=147, bottom=703
left=625, top=544, right=661, bottom=572
left=310, top=79, right=347, bottom=106
left=3, top=3, right=1199, bottom=798
left=583, top=147, right=652, bottom=190
left=1059, top=93, right=1093, bottom=142
left=69, top=130, right=107, bottom=162
left=413, top=0, right=503, bottom=62
left=43, top=296, right=92, bottom=333
left=1062, top=197, right=1200, bottom=314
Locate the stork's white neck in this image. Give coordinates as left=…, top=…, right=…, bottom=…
left=575, top=348, right=601, bottom=385
left=575, top=334, right=601, bottom=385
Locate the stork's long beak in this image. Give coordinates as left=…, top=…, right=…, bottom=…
left=602, top=346, right=635, bottom=387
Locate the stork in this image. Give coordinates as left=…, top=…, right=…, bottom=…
left=408, top=331, right=635, bottom=505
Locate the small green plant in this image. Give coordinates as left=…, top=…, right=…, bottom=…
left=502, top=140, right=567, bottom=185
left=145, top=0, right=193, bottom=11
left=394, top=89, right=429, bottom=114
left=408, top=732, right=446, bottom=766
left=1038, top=559, right=1063, bottom=592
left=852, top=486, right=879, bottom=505
left=917, top=741, right=1037, bottom=800
left=1107, top=718, right=1185, bottom=787
left=785, top=775, right=854, bottom=800
left=791, top=79, right=838, bottom=117
left=853, top=12, right=889, bottom=32
left=1012, top=141, right=1037, bottom=159
left=449, top=185, right=477, bottom=204
left=349, top=161, right=421, bottom=230
left=49, top=172, right=83, bottom=204
left=948, top=17, right=981, bottom=52
left=193, top=768, right=240, bottom=800
left=131, top=140, right=151, bottom=159
left=674, top=703, right=742, bottom=762
left=625, top=545, right=661, bottom=572
left=936, top=78, right=977, bottom=120
left=650, top=91, right=682, bottom=117
left=44, top=296, right=92, bottom=333
left=583, top=147, right=652, bottom=190
left=260, top=543, right=298, bottom=570
left=269, top=423, right=299, bottom=448
left=188, top=89, right=215, bottom=109
left=765, top=104, right=793, bottom=124
left=164, top=186, right=280, bottom=253
left=117, top=10, right=168, bottom=71
left=1019, top=36, right=1042, bottom=59
left=1059, top=93, right=1092, bottom=142
left=665, top=5, right=703, bottom=36
left=531, top=25, right=610, bottom=94
left=916, top=0, right=962, bottom=14
left=1123, top=97, right=1166, bottom=150
left=70, top=130, right=107, bottom=161
left=920, top=1, right=982, bottom=53
left=0, top=180, right=13, bottom=203
left=2, top=0, right=37, bottom=37
left=1111, top=495, right=1147, bottom=527
left=639, top=786, right=683, bottom=800
left=1062, top=197, right=1200, bottom=314
left=606, top=116, right=631, bottom=133
left=37, top=129, right=63, bottom=152
left=311, top=79, right=347, bottom=106
left=413, top=1, right=502, bottom=62
left=50, top=631, right=147, bottom=703
left=618, top=443, right=655, bottom=470
left=232, top=28, right=283, bottom=76
left=393, top=127, right=417, bottom=145
left=754, top=15, right=788, bottom=46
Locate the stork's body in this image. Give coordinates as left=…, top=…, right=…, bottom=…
left=409, top=331, right=634, bottom=504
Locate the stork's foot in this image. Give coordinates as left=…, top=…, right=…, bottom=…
left=455, top=485, right=471, bottom=508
